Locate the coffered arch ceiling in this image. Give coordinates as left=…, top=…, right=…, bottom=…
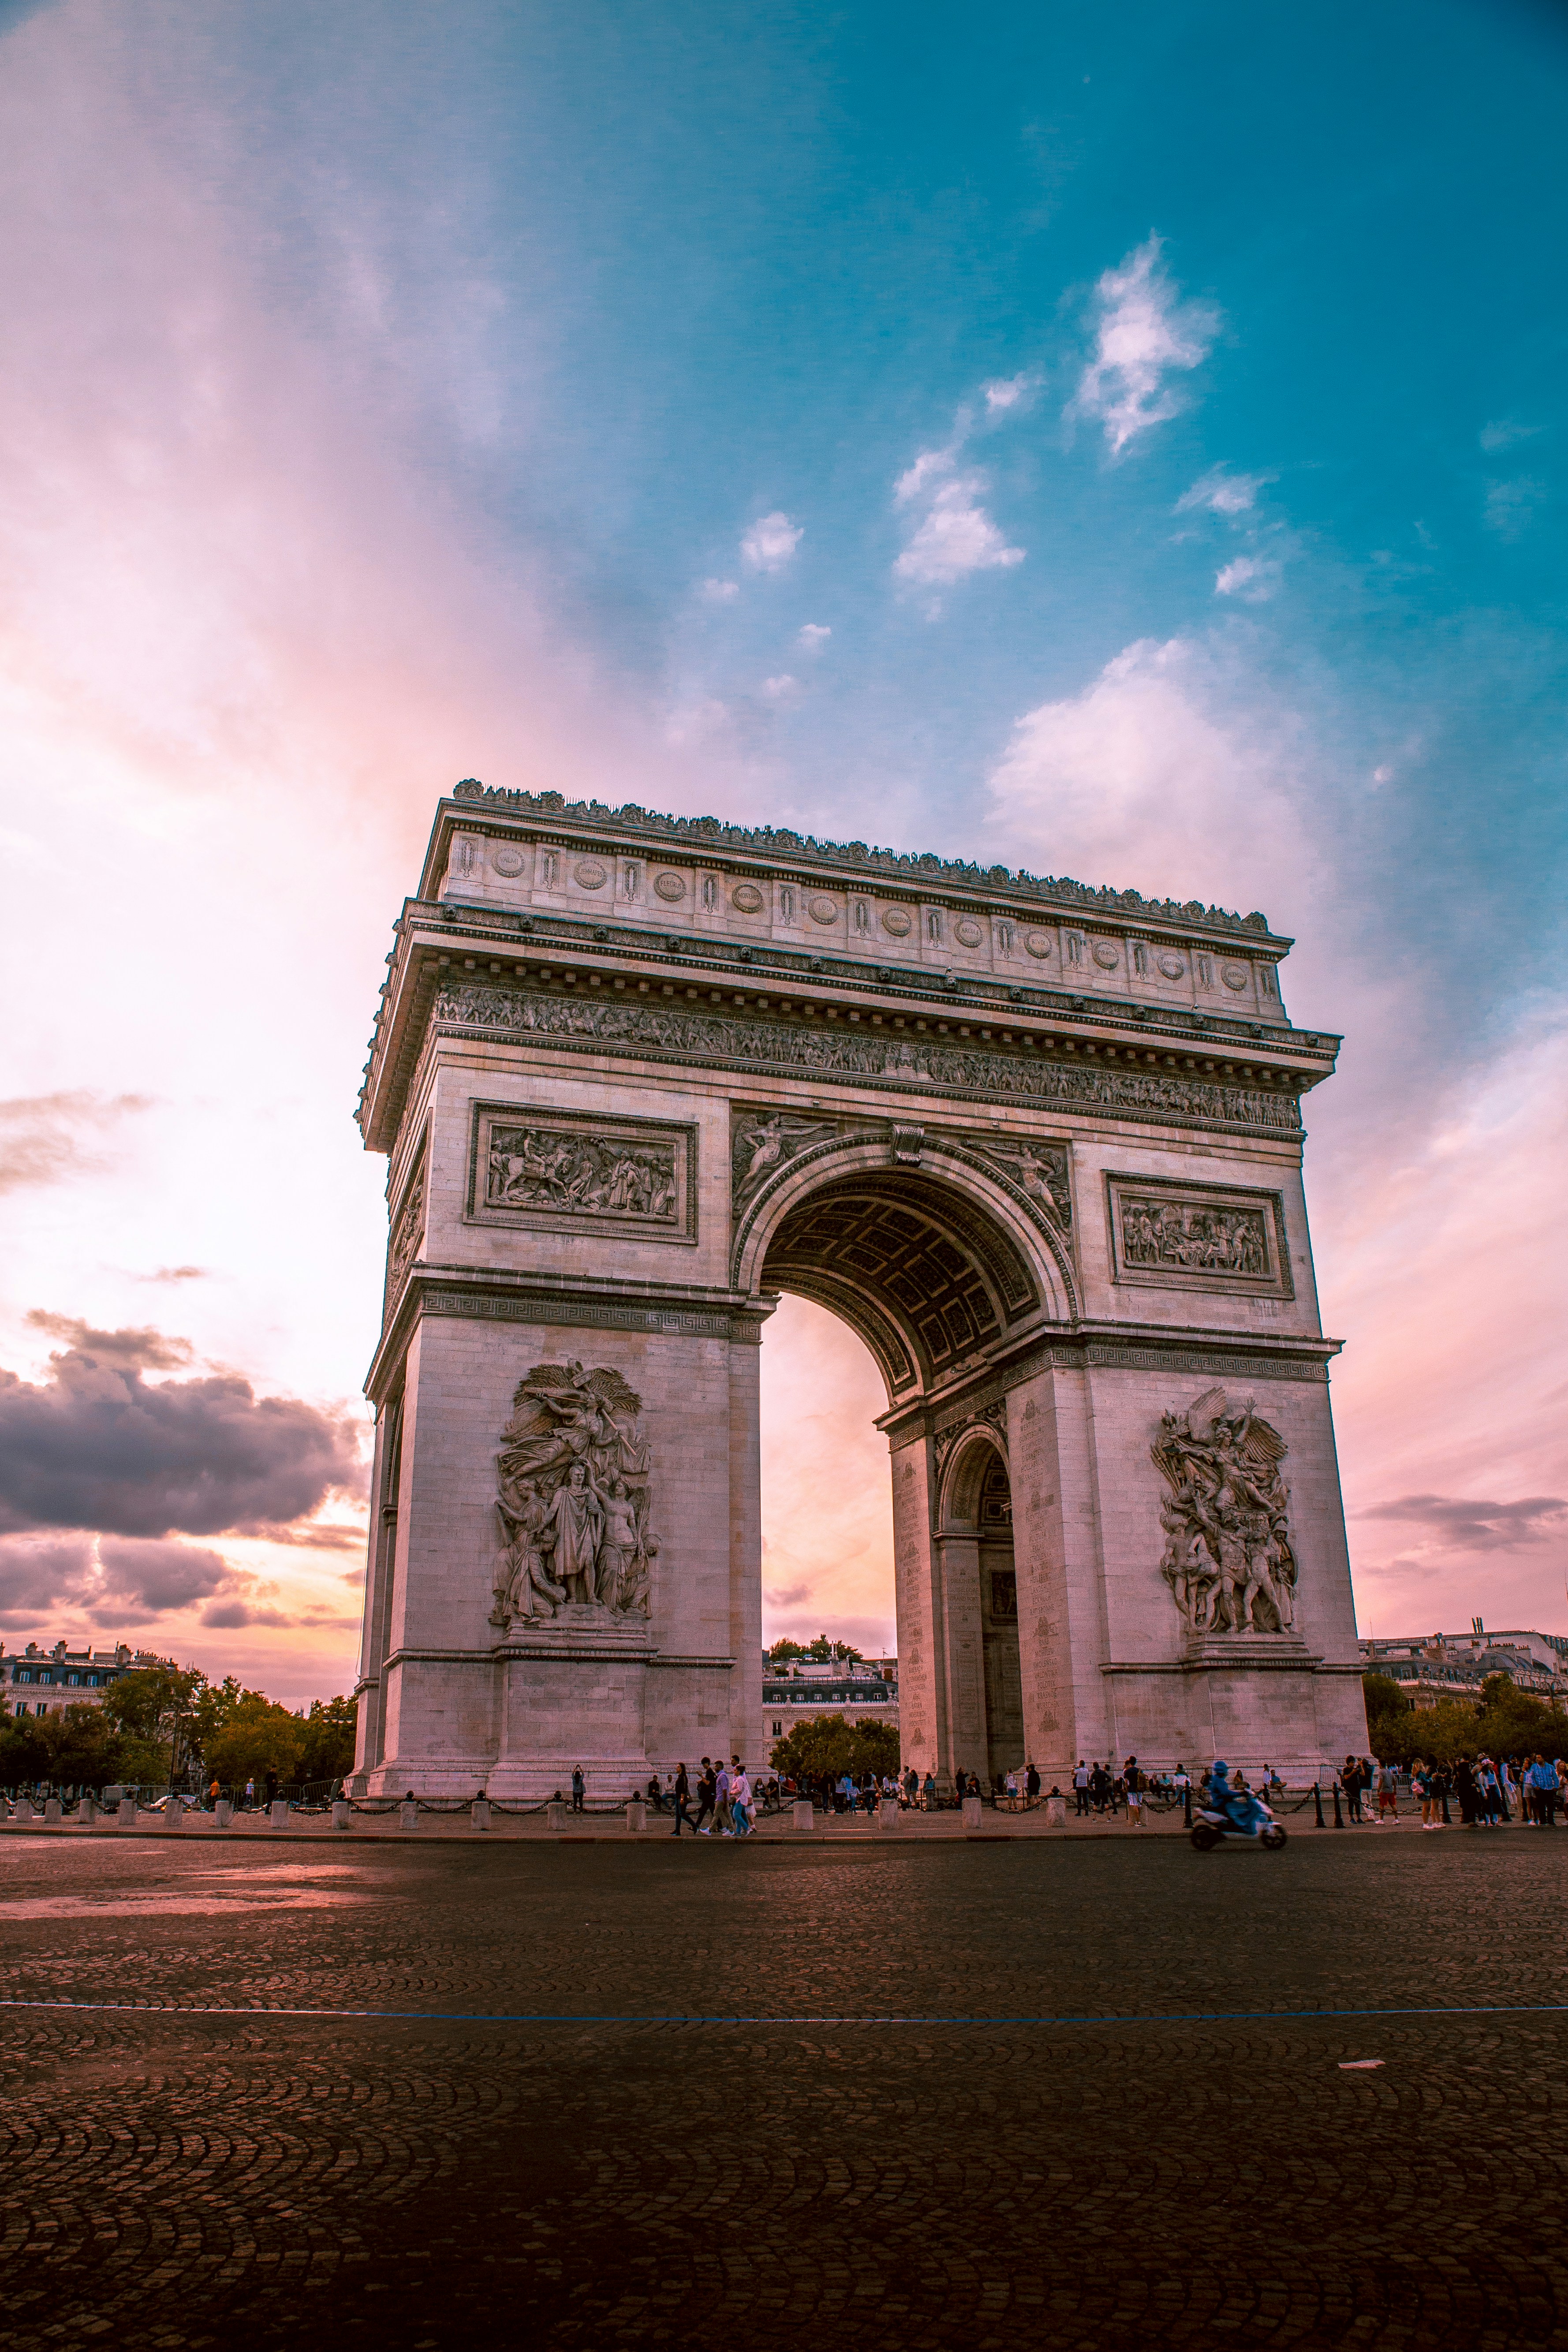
left=758, top=1170, right=1043, bottom=1402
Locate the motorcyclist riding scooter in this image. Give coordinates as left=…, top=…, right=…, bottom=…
left=1190, top=1758, right=1288, bottom=1852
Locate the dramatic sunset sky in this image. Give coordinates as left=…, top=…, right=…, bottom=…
left=0, top=0, right=1564, bottom=1702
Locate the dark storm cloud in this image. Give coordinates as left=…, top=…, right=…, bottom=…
left=96, top=1537, right=231, bottom=1615
left=0, top=1321, right=365, bottom=1540
left=0, top=1091, right=153, bottom=1193
left=1355, top=1493, right=1568, bottom=1550
left=0, top=1534, right=95, bottom=1626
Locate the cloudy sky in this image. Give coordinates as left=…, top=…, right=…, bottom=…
left=0, top=0, right=1564, bottom=1699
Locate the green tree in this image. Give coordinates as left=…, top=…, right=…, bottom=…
left=1474, top=1673, right=1568, bottom=1762
left=766, top=1635, right=866, bottom=1666
left=297, top=1695, right=358, bottom=1783
left=0, top=1711, right=52, bottom=1788
left=769, top=1712, right=898, bottom=1781
left=203, top=1695, right=306, bottom=1788
left=38, top=1703, right=130, bottom=1789
left=1363, top=1672, right=1416, bottom=1764
left=99, top=1662, right=209, bottom=1786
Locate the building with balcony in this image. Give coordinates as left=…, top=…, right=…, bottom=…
left=762, top=1654, right=899, bottom=1746
left=2, top=1641, right=163, bottom=1718
left=1359, top=1623, right=1568, bottom=1710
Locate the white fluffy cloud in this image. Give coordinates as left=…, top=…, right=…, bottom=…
left=760, top=673, right=799, bottom=701
left=1177, top=466, right=1272, bottom=515
left=1070, top=236, right=1220, bottom=455
left=796, top=623, right=831, bottom=651
left=893, top=473, right=1023, bottom=586
left=986, top=633, right=1312, bottom=916
left=701, top=576, right=739, bottom=602
left=1215, top=553, right=1278, bottom=601
left=741, top=511, right=803, bottom=572
left=983, top=372, right=1039, bottom=415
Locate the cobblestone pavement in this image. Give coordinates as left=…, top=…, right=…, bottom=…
left=2, top=1836, right=1566, bottom=2352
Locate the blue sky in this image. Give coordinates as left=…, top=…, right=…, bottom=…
left=0, top=0, right=1564, bottom=1684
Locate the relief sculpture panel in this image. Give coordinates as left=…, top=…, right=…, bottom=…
left=467, top=1103, right=696, bottom=1242
left=490, top=1361, right=658, bottom=1629
left=1105, top=1173, right=1290, bottom=1297
left=1152, top=1386, right=1297, bottom=1642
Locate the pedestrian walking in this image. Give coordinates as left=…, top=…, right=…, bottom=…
left=1376, top=1760, right=1398, bottom=1819
left=244, top=1777, right=255, bottom=1810
left=692, top=1758, right=716, bottom=1832
left=670, top=1761, right=691, bottom=1835
left=1126, top=1768, right=1144, bottom=1829
left=710, top=1759, right=733, bottom=1837
left=729, top=1763, right=752, bottom=1836
left=1073, top=1760, right=1090, bottom=1817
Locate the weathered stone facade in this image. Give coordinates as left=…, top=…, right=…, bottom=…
left=350, top=786, right=1367, bottom=1795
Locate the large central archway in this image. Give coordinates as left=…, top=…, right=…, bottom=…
left=741, top=1140, right=1071, bottom=1792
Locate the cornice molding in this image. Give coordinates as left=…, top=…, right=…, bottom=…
left=364, top=1265, right=773, bottom=1399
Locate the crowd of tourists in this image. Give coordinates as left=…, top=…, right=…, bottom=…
left=611, top=1748, right=1567, bottom=1834
left=1339, top=1751, right=1562, bottom=1828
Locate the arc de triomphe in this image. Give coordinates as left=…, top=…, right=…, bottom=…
left=350, top=784, right=1367, bottom=1796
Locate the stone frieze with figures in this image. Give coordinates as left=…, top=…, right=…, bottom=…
left=436, top=980, right=1301, bottom=1139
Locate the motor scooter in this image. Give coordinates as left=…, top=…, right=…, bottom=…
left=1190, top=1788, right=1288, bottom=1851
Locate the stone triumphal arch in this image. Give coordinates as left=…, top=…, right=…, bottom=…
left=350, top=784, right=1367, bottom=1796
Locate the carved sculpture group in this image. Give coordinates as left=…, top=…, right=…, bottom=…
left=490, top=1362, right=658, bottom=1629
left=1122, top=1197, right=1267, bottom=1275
left=1152, top=1386, right=1298, bottom=1641
left=486, top=1121, right=678, bottom=1223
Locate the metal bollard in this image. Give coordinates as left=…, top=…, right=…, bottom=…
left=1314, top=1783, right=1326, bottom=1828
left=1183, top=1787, right=1193, bottom=1829
left=1332, top=1782, right=1344, bottom=1828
